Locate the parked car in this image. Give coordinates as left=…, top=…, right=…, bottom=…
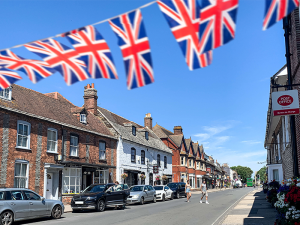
left=127, top=185, right=156, bottom=205
left=0, top=188, right=64, bottom=225
left=167, top=182, right=186, bottom=199
left=153, top=185, right=174, bottom=201
left=71, top=183, right=130, bottom=212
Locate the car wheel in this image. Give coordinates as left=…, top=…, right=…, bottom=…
left=171, top=193, right=174, bottom=200
left=140, top=197, right=144, bottom=205
left=176, top=192, right=180, bottom=199
left=162, top=194, right=165, bottom=202
left=0, top=211, right=13, bottom=225
left=51, top=205, right=62, bottom=219
left=153, top=196, right=157, bottom=203
left=96, top=200, right=105, bottom=212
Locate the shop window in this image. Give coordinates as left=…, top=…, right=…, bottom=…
left=157, top=154, right=160, bottom=167
left=16, top=121, right=31, bottom=149
left=70, top=135, right=79, bottom=156
left=99, top=141, right=106, bottom=160
left=141, top=150, right=145, bottom=164
left=63, top=168, right=81, bottom=194
left=164, top=156, right=167, bottom=169
left=94, top=170, right=108, bottom=184
left=131, top=148, right=136, bottom=163
left=14, top=160, right=28, bottom=188
left=47, top=128, right=57, bottom=153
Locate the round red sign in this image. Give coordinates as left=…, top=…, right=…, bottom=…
left=277, top=95, right=293, bottom=106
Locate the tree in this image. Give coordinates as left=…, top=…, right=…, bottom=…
left=257, top=166, right=267, bottom=183
left=230, top=165, right=253, bottom=184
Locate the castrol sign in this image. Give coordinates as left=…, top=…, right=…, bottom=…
left=272, top=90, right=299, bottom=116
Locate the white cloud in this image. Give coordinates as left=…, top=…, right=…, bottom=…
left=241, top=140, right=261, bottom=145
left=194, top=125, right=232, bottom=142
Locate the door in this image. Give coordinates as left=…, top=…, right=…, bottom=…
left=6, top=191, right=31, bottom=220
left=147, top=186, right=155, bottom=201
left=105, top=185, right=123, bottom=206
left=149, top=173, right=153, bottom=186
left=143, top=186, right=150, bottom=201
left=46, top=173, right=53, bottom=199
left=164, top=186, right=171, bottom=198
left=23, top=190, right=48, bottom=217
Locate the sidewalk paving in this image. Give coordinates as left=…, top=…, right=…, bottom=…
left=220, top=188, right=277, bottom=225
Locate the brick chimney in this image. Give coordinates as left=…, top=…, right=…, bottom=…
left=84, top=83, right=98, bottom=115
left=144, top=113, right=153, bottom=129
left=173, top=126, right=183, bottom=135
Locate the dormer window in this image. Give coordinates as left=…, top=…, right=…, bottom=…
left=0, top=87, right=11, bottom=100
left=132, top=126, right=136, bottom=136
left=145, top=131, right=149, bottom=140
left=80, top=113, right=87, bottom=124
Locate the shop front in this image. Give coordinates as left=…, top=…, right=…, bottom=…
left=163, top=174, right=172, bottom=185
left=125, top=169, right=140, bottom=187
left=196, top=175, right=202, bottom=189
left=189, top=174, right=195, bottom=189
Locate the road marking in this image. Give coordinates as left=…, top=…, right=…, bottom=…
left=211, top=189, right=254, bottom=225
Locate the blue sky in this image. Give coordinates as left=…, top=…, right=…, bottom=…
left=0, top=0, right=286, bottom=175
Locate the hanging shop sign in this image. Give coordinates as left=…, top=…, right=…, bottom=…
left=153, top=166, right=159, bottom=174
left=272, top=90, right=300, bottom=116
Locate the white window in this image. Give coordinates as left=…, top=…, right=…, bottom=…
left=70, top=135, right=79, bottom=156
left=185, top=157, right=187, bottom=166
left=277, top=134, right=281, bottom=160
left=99, top=141, right=106, bottom=160
left=189, top=159, right=191, bottom=167
left=63, top=168, right=81, bottom=194
left=181, top=156, right=184, bottom=166
left=94, top=170, right=108, bottom=184
left=0, top=88, right=11, bottom=100
left=16, top=121, right=31, bottom=149
left=47, top=128, right=57, bottom=153
left=273, top=169, right=279, bottom=182
left=80, top=114, right=86, bottom=124
left=14, top=161, right=28, bottom=188
left=197, top=162, right=199, bottom=169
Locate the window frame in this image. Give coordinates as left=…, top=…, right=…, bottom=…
left=141, top=150, right=145, bottom=164
left=0, top=88, right=11, bottom=101
left=47, top=128, right=58, bottom=153
left=16, top=120, right=31, bottom=150
left=164, top=156, right=167, bottom=169
left=99, top=141, right=106, bottom=160
left=70, top=134, right=79, bottom=157
left=180, top=156, right=184, bottom=166
left=14, top=160, right=29, bottom=188
left=157, top=154, right=160, bottom=167
left=80, top=113, right=87, bottom=124
left=62, top=167, right=81, bottom=194
left=131, top=148, right=136, bottom=163
left=132, top=126, right=136, bottom=136
left=145, top=131, right=149, bottom=140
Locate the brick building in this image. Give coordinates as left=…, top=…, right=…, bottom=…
left=0, top=84, right=117, bottom=204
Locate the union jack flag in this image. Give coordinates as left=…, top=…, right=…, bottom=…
left=0, top=67, right=22, bottom=90
left=199, top=0, right=239, bottom=54
left=65, top=26, right=118, bottom=79
left=157, top=0, right=212, bottom=70
left=0, top=50, right=55, bottom=84
left=109, top=9, right=154, bottom=90
left=24, top=39, right=91, bottom=85
left=263, top=0, right=299, bottom=30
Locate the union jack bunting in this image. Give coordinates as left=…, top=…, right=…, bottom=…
left=109, top=9, right=154, bottom=90
left=157, top=0, right=212, bottom=70
left=0, top=67, right=22, bottom=90
left=0, top=50, right=55, bottom=83
left=263, top=0, right=299, bottom=30
left=199, top=0, right=239, bottom=54
left=65, top=26, right=118, bottom=79
left=24, top=39, right=91, bottom=85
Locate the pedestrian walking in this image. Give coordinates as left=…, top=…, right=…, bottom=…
left=185, top=180, right=191, bottom=202
left=200, top=180, right=209, bottom=204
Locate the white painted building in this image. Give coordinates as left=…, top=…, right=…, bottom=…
left=98, top=109, right=173, bottom=187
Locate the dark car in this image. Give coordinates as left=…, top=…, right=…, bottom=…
left=167, top=182, right=186, bottom=199
left=71, top=183, right=130, bottom=212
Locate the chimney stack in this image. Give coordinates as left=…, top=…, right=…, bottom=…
left=84, top=83, right=98, bottom=115
left=144, top=113, right=153, bottom=129
left=173, top=126, right=183, bottom=135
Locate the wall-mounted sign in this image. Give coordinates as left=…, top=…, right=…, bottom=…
left=153, top=166, right=158, bottom=174
left=272, top=90, right=299, bottom=116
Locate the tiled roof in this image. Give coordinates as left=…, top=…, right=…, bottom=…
left=185, top=138, right=191, bottom=150
left=0, top=85, right=114, bottom=137
left=97, top=107, right=172, bottom=154
left=152, top=125, right=169, bottom=138
left=169, top=134, right=183, bottom=147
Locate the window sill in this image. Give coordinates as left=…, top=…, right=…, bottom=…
left=15, top=147, right=31, bottom=151
left=69, top=156, right=79, bottom=159
left=47, top=151, right=58, bottom=154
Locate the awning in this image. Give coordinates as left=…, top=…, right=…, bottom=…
left=124, top=169, right=141, bottom=174
left=60, top=161, right=115, bottom=169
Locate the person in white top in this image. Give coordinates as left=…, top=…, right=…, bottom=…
left=200, top=180, right=209, bottom=204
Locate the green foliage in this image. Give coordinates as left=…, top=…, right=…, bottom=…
left=230, top=165, right=253, bottom=183
left=257, top=166, right=267, bottom=183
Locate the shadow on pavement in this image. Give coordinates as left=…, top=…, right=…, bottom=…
left=243, top=190, right=277, bottom=225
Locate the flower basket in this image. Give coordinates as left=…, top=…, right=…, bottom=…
left=162, top=175, right=168, bottom=181
left=139, top=174, right=146, bottom=180
left=121, top=173, right=128, bottom=180
left=155, top=175, right=161, bottom=181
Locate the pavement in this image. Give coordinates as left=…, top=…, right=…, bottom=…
left=220, top=188, right=277, bottom=225
left=63, top=187, right=233, bottom=213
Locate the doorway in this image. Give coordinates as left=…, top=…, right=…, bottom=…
left=83, top=173, right=93, bottom=190
left=149, top=173, right=153, bottom=186
left=46, top=173, right=53, bottom=199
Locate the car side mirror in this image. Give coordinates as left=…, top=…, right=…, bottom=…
left=41, top=197, right=45, bottom=201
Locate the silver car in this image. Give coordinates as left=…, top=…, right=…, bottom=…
left=127, top=185, right=156, bottom=205
left=0, top=188, right=64, bottom=225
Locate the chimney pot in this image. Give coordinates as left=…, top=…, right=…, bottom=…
left=87, top=84, right=90, bottom=89
left=91, top=83, right=94, bottom=88
left=144, top=113, right=153, bottom=130
left=173, top=126, right=183, bottom=135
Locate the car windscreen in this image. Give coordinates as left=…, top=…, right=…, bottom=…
left=167, top=183, right=178, bottom=188
left=130, top=186, right=144, bottom=192
left=153, top=186, right=163, bottom=191
left=83, top=185, right=105, bottom=193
